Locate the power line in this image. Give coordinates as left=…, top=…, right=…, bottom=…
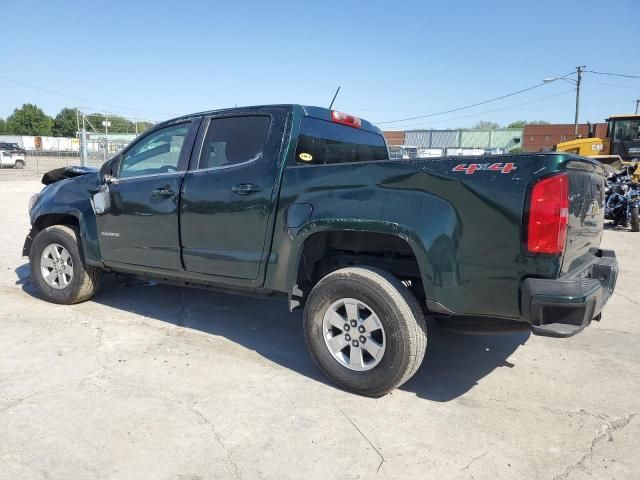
left=585, top=70, right=640, bottom=79
left=0, top=75, right=179, bottom=118
left=375, top=71, right=576, bottom=125
left=391, top=90, right=575, bottom=130
left=596, top=82, right=640, bottom=90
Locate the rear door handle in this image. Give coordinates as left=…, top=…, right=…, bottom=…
left=232, top=183, right=262, bottom=195
left=151, top=186, right=175, bottom=198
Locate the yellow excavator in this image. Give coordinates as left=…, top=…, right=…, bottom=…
left=555, top=114, right=640, bottom=178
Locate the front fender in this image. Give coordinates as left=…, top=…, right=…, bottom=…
left=27, top=174, right=102, bottom=266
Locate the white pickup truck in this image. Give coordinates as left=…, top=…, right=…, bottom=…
left=0, top=150, right=25, bottom=169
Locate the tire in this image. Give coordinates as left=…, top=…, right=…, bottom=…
left=29, top=225, right=102, bottom=304
left=303, top=266, right=427, bottom=397
left=14, top=160, right=25, bottom=169
left=631, top=207, right=639, bottom=232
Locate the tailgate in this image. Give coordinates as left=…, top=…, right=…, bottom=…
left=561, top=158, right=605, bottom=275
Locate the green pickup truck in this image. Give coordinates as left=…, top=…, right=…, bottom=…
left=24, top=105, right=618, bottom=396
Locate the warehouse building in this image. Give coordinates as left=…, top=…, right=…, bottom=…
left=0, top=133, right=137, bottom=154
left=403, top=129, right=522, bottom=150
left=382, top=128, right=523, bottom=157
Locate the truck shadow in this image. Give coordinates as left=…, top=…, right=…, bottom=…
left=16, top=265, right=528, bottom=402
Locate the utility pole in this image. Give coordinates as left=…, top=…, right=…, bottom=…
left=102, top=114, right=110, bottom=163
left=75, top=109, right=80, bottom=136
left=636, top=99, right=639, bottom=115
left=574, top=66, right=585, bottom=138
left=80, top=112, right=88, bottom=167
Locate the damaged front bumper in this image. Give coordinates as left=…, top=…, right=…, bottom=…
left=521, top=249, right=618, bottom=338
left=22, top=229, right=36, bottom=257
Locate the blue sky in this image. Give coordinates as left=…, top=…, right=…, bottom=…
left=2, top=0, right=639, bottom=130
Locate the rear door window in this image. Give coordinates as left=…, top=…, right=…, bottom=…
left=199, top=116, right=271, bottom=169
left=295, top=117, right=388, bottom=165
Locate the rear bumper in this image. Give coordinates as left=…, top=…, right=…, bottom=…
left=521, top=249, right=618, bottom=337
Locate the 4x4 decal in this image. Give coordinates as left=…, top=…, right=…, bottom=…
left=452, top=162, right=516, bottom=175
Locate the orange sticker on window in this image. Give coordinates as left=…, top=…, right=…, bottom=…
left=299, top=153, right=313, bottom=162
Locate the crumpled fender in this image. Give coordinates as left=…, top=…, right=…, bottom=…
left=27, top=171, right=103, bottom=266
left=41, top=166, right=97, bottom=185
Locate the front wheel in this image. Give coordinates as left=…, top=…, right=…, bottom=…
left=630, top=206, right=639, bottom=232
left=14, top=160, right=25, bottom=169
left=29, top=225, right=102, bottom=304
left=303, top=266, right=427, bottom=397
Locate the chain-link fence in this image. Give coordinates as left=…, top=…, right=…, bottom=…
left=0, top=139, right=130, bottom=179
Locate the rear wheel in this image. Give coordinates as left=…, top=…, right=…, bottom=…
left=631, top=207, right=639, bottom=232
left=29, top=225, right=102, bottom=304
left=303, top=266, right=427, bottom=397
left=14, top=160, right=24, bottom=169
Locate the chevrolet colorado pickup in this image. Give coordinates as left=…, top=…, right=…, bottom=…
left=24, top=105, right=618, bottom=396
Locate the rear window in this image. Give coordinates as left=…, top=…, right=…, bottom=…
left=295, top=117, right=388, bottom=165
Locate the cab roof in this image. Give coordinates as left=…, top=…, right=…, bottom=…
left=168, top=104, right=382, bottom=135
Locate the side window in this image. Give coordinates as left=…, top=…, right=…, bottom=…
left=119, top=124, right=189, bottom=178
left=199, top=116, right=271, bottom=169
left=294, top=118, right=388, bottom=165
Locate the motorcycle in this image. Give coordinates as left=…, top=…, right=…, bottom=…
left=605, top=164, right=640, bottom=232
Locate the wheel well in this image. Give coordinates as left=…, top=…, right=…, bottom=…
left=24, top=214, right=81, bottom=258
left=33, top=213, right=79, bottom=234
left=295, top=231, right=424, bottom=303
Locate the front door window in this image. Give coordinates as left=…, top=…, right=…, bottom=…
left=120, top=124, right=188, bottom=178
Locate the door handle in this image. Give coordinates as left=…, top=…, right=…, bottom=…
left=151, top=186, right=175, bottom=197
left=232, top=183, right=262, bottom=195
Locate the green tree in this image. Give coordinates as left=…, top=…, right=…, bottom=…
left=136, top=121, right=154, bottom=134
left=0, top=118, right=6, bottom=134
left=53, top=107, right=79, bottom=137
left=507, top=120, right=550, bottom=128
left=6, top=104, right=54, bottom=135
left=84, top=113, right=154, bottom=135
left=472, top=120, right=500, bottom=130
left=507, top=120, right=528, bottom=128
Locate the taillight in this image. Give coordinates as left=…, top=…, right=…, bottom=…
left=526, top=173, right=569, bottom=255
left=331, top=110, right=361, bottom=129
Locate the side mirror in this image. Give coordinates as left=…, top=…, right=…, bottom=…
left=100, top=155, right=120, bottom=184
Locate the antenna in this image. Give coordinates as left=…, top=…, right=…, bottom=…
left=329, top=86, right=341, bottom=109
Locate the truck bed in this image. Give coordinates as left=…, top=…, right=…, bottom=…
left=268, top=153, right=606, bottom=321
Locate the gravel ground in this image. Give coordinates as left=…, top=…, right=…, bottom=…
left=1, top=179, right=639, bottom=480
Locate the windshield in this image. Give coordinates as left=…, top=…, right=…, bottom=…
left=612, top=119, right=640, bottom=142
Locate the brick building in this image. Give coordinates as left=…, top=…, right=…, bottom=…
left=382, top=131, right=405, bottom=146
left=522, top=123, right=607, bottom=152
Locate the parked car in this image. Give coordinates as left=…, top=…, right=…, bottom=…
left=23, top=105, right=618, bottom=396
left=0, top=142, right=26, bottom=156
left=0, top=150, right=25, bottom=168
